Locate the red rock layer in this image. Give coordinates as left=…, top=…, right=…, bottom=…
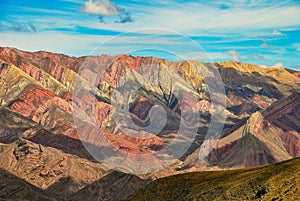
left=9, top=85, right=56, bottom=118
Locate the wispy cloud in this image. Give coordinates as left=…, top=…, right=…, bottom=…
left=260, top=38, right=277, bottom=49
left=0, top=21, right=37, bottom=32
left=248, top=53, right=266, bottom=61
left=117, top=1, right=300, bottom=34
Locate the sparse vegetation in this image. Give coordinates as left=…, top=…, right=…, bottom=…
left=126, top=158, right=300, bottom=201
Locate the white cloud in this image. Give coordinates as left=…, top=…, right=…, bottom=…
left=272, top=30, right=285, bottom=36
left=227, top=50, right=240, bottom=61
left=271, top=62, right=284, bottom=68
left=82, top=0, right=122, bottom=16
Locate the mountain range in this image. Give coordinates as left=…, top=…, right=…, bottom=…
left=0, top=47, right=299, bottom=200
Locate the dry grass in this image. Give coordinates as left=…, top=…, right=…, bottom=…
left=126, top=158, right=300, bottom=201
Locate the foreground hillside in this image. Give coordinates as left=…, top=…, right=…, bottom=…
left=126, top=157, right=300, bottom=201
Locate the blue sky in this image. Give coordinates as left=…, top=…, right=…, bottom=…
left=0, top=0, right=300, bottom=70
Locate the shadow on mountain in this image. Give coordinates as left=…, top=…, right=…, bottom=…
left=68, top=171, right=149, bottom=201
left=207, top=134, right=277, bottom=169
left=0, top=107, right=40, bottom=144
left=47, top=176, right=78, bottom=201
left=0, top=169, right=57, bottom=201
left=28, top=129, right=115, bottom=163
left=217, top=67, right=285, bottom=100
left=263, top=92, right=300, bottom=132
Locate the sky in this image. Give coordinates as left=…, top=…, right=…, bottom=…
left=0, top=0, right=300, bottom=70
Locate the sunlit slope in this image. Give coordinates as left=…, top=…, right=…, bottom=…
left=126, top=157, right=300, bottom=201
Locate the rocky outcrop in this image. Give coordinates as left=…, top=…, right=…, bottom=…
left=0, top=139, right=109, bottom=199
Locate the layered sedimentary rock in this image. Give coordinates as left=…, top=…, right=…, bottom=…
left=0, top=47, right=300, bottom=200
left=183, top=93, right=300, bottom=169
left=1, top=47, right=300, bottom=166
